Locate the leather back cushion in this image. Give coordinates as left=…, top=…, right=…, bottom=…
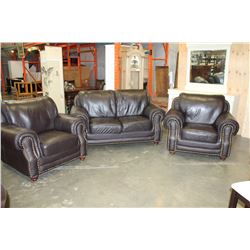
left=1, top=97, right=58, bottom=133
left=75, top=91, right=116, bottom=118
left=179, top=93, right=225, bottom=124
left=116, top=90, right=149, bottom=117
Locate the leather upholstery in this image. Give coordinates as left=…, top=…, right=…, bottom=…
left=90, top=118, right=122, bottom=134
left=181, top=123, right=218, bottom=143
left=119, top=116, right=152, bottom=132
left=1, top=97, right=86, bottom=180
left=2, top=97, right=57, bottom=133
left=74, top=90, right=116, bottom=118
left=39, top=130, right=79, bottom=156
left=116, top=90, right=149, bottom=117
left=71, top=90, right=165, bottom=145
left=163, top=93, right=239, bottom=159
left=178, top=93, right=225, bottom=124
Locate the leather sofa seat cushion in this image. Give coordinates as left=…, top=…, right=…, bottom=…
left=90, top=118, right=122, bottom=134
left=119, top=116, right=152, bottom=132
left=2, top=97, right=57, bottom=133
left=39, top=130, right=79, bottom=156
left=181, top=123, right=218, bottom=143
left=75, top=91, right=116, bottom=118
left=179, top=93, right=225, bottom=124
left=116, top=90, right=149, bottom=117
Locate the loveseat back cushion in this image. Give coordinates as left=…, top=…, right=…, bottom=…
left=1, top=97, right=58, bottom=133
left=75, top=91, right=116, bottom=118
left=178, top=93, right=225, bottom=124
left=116, top=90, right=149, bottom=117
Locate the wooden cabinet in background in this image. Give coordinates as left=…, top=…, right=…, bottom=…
left=155, top=66, right=169, bottom=97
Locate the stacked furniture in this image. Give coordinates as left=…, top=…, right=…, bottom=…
left=1, top=97, right=86, bottom=181
left=70, top=90, right=165, bottom=146
left=163, top=93, right=239, bottom=160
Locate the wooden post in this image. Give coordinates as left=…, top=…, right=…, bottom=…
left=148, top=43, right=153, bottom=96
left=114, top=43, right=121, bottom=90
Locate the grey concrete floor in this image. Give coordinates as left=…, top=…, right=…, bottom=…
left=1, top=132, right=250, bottom=208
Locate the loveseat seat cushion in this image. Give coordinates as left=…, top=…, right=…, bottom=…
left=39, top=130, right=79, bottom=156
left=119, top=116, right=152, bottom=132
left=74, top=91, right=116, bottom=118
left=1, top=97, right=57, bottom=134
left=116, top=90, right=149, bottom=117
left=181, top=123, right=218, bottom=143
left=179, top=93, right=225, bottom=124
left=90, top=118, right=122, bottom=134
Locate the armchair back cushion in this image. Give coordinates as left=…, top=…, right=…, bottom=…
left=74, top=90, right=116, bottom=118
left=2, top=97, right=58, bottom=133
left=177, top=93, right=226, bottom=125
left=116, top=90, right=149, bottom=117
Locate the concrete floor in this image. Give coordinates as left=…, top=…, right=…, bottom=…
left=1, top=131, right=250, bottom=208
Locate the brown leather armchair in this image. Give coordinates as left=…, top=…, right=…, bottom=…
left=1, top=97, right=86, bottom=181
left=163, top=93, right=239, bottom=160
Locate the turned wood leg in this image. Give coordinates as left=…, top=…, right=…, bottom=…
left=229, top=189, right=239, bottom=208
left=31, top=176, right=38, bottom=182
left=80, top=155, right=86, bottom=161
left=220, top=155, right=226, bottom=161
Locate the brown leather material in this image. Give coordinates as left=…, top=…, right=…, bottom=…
left=90, top=118, right=122, bottom=134
left=119, top=116, right=152, bottom=132
left=74, top=90, right=116, bottom=118
left=164, top=93, right=239, bottom=159
left=116, top=90, right=149, bottom=117
left=70, top=105, right=90, bottom=131
left=178, top=93, right=226, bottom=124
left=38, top=150, right=80, bottom=173
left=177, top=138, right=221, bottom=149
left=176, top=145, right=221, bottom=154
left=87, top=132, right=154, bottom=144
left=181, top=123, right=218, bottom=143
left=39, top=130, right=79, bottom=156
left=215, top=112, right=239, bottom=136
left=1, top=97, right=86, bottom=180
left=71, top=90, right=164, bottom=146
left=2, top=97, right=58, bottom=134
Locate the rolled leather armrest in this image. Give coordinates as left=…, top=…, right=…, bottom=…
left=163, top=109, right=184, bottom=129
left=70, top=105, right=90, bottom=131
left=54, top=114, right=86, bottom=135
left=215, top=112, right=239, bottom=136
left=1, top=123, right=42, bottom=155
left=144, top=104, right=165, bottom=121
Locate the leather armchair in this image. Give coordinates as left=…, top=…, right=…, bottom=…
left=71, top=90, right=165, bottom=146
left=163, top=93, right=239, bottom=160
left=1, top=97, right=86, bottom=181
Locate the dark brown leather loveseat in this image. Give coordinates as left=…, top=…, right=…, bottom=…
left=163, top=93, right=239, bottom=160
left=1, top=97, right=86, bottom=181
left=70, top=90, right=165, bottom=146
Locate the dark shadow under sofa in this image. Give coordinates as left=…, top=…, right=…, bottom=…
left=70, top=89, right=165, bottom=146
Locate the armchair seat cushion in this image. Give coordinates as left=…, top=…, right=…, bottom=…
left=119, top=116, right=152, bottom=132
left=181, top=123, right=218, bottom=143
left=90, top=118, right=122, bottom=134
left=39, top=130, right=79, bottom=156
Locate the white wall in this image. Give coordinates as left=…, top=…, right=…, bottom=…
left=105, top=45, right=115, bottom=90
